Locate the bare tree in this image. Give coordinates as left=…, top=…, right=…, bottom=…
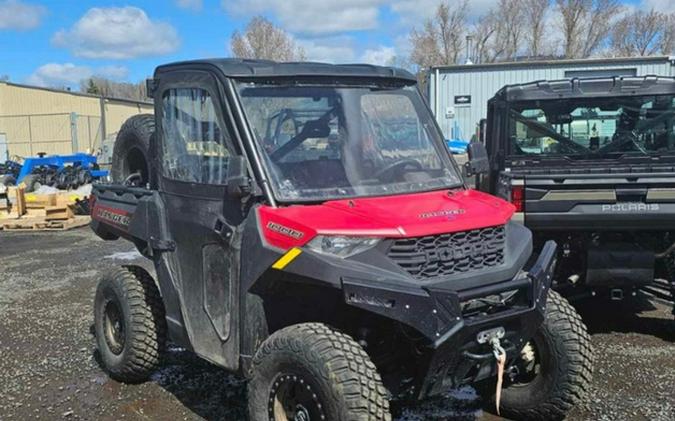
left=523, top=0, right=551, bottom=57
left=610, top=10, right=666, bottom=57
left=79, top=77, right=147, bottom=101
left=556, top=0, right=623, bottom=58
left=660, top=14, right=675, bottom=55
left=473, top=11, right=499, bottom=64
left=498, top=0, right=528, bottom=60
left=230, top=16, right=305, bottom=62
left=409, top=1, right=469, bottom=68
left=471, top=0, right=528, bottom=63
left=557, top=0, right=589, bottom=58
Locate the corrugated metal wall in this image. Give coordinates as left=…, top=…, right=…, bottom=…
left=0, top=114, right=73, bottom=156
left=0, top=82, right=153, bottom=158
left=428, top=57, right=675, bottom=141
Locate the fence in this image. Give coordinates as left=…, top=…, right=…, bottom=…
left=0, top=113, right=102, bottom=160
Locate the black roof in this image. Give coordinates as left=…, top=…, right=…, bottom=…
left=155, top=58, right=416, bottom=82
left=494, top=75, right=675, bottom=102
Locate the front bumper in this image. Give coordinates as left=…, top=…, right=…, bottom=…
left=342, top=240, right=557, bottom=399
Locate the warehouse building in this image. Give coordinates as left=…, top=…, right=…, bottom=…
left=0, top=81, right=153, bottom=161
left=428, top=56, right=675, bottom=142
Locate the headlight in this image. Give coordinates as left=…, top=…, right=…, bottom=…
left=307, top=236, right=379, bottom=258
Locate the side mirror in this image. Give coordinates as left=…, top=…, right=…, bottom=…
left=464, top=142, right=490, bottom=178
left=227, top=155, right=252, bottom=198
left=145, top=78, right=157, bottom=99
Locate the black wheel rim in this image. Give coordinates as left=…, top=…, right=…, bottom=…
left=507, top=337, right=544, bottom=387
left=103, top=300, right=126, bottom=355
left=269, top=373, right=326, bottom=421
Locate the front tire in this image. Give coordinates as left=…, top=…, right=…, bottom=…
left=481, top=290, right=593, bottom=420
left=248, top=323, right=391, bottom=421
left=94, top=266, right=166, bottom=383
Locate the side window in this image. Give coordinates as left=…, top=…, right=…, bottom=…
left=161, top=88, right=231, bottom=184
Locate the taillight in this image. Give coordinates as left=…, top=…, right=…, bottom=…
left=511, top=185, right=524, bottom=212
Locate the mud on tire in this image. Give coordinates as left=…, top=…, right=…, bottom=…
left=111, top=114, right=154, bottom=185
left=94, top=266, right=166, bottom=383
left=248, top=322, right=391, bottom=421
left=480, top=290, right=594, bottom=420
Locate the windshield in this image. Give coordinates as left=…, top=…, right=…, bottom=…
left=508, top=94, right=675, bottom=159
left=236, top=82, right=462, bottom=201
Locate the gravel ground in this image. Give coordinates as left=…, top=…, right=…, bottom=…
left=0, top=228, right=674, bottom=420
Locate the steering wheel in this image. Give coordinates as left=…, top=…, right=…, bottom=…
left=373, top=158, right=423, bottom=181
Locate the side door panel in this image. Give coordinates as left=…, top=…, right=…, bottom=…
left=156, top=70, right=241, bottom=369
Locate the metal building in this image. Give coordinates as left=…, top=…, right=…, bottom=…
left=427, top=56, right=675, bottom=142
left=0, top=81, right=153, bottom=161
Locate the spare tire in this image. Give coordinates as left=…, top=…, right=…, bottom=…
left=112, top=114, right=155, bottom=185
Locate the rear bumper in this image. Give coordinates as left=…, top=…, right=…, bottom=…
left=342, top=240, right=557, bottom=399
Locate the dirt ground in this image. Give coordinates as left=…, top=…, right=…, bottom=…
left=1, top=228, right=674, bottom=420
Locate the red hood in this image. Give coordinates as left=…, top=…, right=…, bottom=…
left=258, top=189, right=514, bottom=250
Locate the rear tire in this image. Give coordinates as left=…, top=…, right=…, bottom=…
left=479, top=290, right=593, bottom=420
left=94, top=266, right=166, bottom=383
left=112, top=114, right=154, bottom=185
left=248, top=323, right=391, bottom=421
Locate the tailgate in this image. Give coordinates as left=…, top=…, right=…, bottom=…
left=510, top=171, right=675, bottom=231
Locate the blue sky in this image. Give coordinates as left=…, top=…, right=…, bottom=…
left=0, top=0, right=668, bottom=89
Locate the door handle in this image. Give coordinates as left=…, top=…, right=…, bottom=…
left=214, top=217, right=233, bottom=240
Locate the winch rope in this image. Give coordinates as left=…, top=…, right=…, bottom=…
left=491, top=337, right=507, bottom=415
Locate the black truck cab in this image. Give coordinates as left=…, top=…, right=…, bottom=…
left=481, top=76, right=675, bottom=306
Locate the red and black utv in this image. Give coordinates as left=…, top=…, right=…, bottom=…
left=90, top=59, right=592, bottom=420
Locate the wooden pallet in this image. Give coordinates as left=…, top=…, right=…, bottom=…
left=1, top=215, right=90, bottom=231
left=0, top=184, right=91, bottom=232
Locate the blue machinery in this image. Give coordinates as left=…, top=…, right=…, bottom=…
left=1, top=153, right=108, bottom=190
left=15, top=153, right=108, bottom=183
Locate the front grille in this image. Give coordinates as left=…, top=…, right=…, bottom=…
left=388, top=226, right=506, bottom=280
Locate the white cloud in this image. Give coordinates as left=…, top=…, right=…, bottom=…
left=26, top=63, right=130, bottom=88
left=298, top=37, right=357, bottom=63
left=0, top=0, right=46, bottom=30
left=52, top=7, right=180, bottom=59
left=360, top=46, right=396, bottom=65
left=224, top=0, right=384, bottom=34
left=175, top=0, right=202, bottom=11
left=26, top=63, right=93, bottom=88
left=391, top=0, right=504, bottom=25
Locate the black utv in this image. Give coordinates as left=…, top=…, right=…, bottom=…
left=479, top=75, right=675, bottom=315
left=90, top=59, right=592, bottom=420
